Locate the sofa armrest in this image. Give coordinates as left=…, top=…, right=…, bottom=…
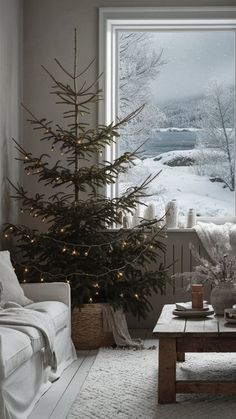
left=21, top=282, right=71, bottom=308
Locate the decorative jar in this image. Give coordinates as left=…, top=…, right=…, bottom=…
left=210, top=284, right=236, bottom=315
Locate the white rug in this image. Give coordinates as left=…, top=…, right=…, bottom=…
left=67, top=348, right=236, bottom=419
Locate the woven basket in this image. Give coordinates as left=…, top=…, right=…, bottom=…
left=71, top=303, right=115, bottom=349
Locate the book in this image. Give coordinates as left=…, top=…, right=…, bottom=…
left=175, top=301, right=209, bottom=311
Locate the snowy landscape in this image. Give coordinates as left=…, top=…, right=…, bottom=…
left=118, top=31, right=235, bottom=220
left=119, top=146, right=234, bottom=220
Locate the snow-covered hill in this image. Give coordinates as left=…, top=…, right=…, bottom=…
left=119, top=149, right=234, bottom=219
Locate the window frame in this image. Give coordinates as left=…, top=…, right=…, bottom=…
left=99, top=7, right=236, bottom=224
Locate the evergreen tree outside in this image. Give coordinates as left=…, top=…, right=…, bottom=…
left=3, top=30, right=168, bottom=319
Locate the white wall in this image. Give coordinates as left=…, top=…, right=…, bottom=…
left=0, top=0, right=22, bottom=230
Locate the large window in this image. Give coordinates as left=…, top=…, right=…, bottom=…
left=99, top=7, right=236, bottom=222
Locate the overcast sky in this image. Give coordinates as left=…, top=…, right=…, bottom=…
left=149, top=31, right=235, bottom=103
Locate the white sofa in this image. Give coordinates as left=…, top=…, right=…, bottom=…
left=0, top=282, right=77, bottom=419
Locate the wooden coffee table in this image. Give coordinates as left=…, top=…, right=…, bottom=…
left=153, top=304, right=236, bottom=404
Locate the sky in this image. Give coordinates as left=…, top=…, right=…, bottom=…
left=148, top=31, right=235, bottom=103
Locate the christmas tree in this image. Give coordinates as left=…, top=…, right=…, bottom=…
left=4, top=30, right=168, bottom=319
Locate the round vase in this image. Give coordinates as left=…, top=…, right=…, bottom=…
left=210, top=284, right=236, bottom=315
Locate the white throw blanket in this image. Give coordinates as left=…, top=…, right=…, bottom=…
left=102, top=304, right=141, bottom=348
left=194, top=222, right=236, bottom=262
left=0, top=304, right=57, bottom=372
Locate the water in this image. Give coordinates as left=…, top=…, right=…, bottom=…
left=139, top=130, right=197, bottom=158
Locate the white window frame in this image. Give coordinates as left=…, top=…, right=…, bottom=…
left=99, top=7, right=236, bottom=224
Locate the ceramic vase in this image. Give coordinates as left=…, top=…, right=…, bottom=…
left=210, top=283, right=236, bottom=315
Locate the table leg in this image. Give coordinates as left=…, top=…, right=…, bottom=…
left=158, top=338, right=176, bottom=403
left=177, top=352, right=185, bottom=362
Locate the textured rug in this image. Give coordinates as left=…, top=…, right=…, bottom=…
left=67, top=348, right=236, bottom=419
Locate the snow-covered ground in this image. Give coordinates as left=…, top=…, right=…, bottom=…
left=119, top=149, right=234, bottom=219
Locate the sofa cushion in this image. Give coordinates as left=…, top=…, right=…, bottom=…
left=27, top=301, right=68, bottom=333
left=0, top=327, right=33, bottom=378
left=0, top=251, right=32, bottom=306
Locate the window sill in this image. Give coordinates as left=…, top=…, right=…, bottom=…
left=167, top=228, right=195, bottom=233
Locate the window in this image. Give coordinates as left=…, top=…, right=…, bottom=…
left=99, top=7, right=236, bottom=223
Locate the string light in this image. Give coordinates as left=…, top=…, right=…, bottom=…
left=40, top=277, right=44, bottom=282
left=56, top=177, right=60, bottom=181
left=134, top=293, right=139, bottom=299
left=60, top=228, right=65, bottom=233
left=24, top=156, right=29, bottom=160
left=42, top=218, right=46, bottom=223
left=4, top=233, right=8, bottom=238
left=62, top=247, right=67, bottom=253
left=24, top=267, right=29, bottom=273
left=89, top=297, right=93, bottom=303
left=84, top=251, right=89, bottom=257
left=30, top=239, right=35, bottom=243
left=72, top=249, right=77, bottom=256
left=9, top=227, right=13, bottom=231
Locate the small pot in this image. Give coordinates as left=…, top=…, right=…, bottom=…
left=210, top=283, right=236, bottom=315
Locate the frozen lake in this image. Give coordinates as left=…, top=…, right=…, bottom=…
left=141, top=130, right=198, bottom=158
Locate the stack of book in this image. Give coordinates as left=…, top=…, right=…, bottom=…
left=175, top=301, right=209, bottom=311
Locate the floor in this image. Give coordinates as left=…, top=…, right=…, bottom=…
left=29, top=329, right=157, bottom=419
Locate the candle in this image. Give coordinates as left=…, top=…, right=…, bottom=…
left=191, top=284, right=203, bottom=309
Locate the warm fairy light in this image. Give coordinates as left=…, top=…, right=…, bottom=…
left=24, top=156, right=29, bottom=160
left=149, top=245, right=153, bottom=249
left=42, top=218, right=45, bottom=223
left=84, top=251, right=89, bottom=256
left=30, top=239, right=35, bottom=243
left=60, top=228, right=65, bottom=233
left=66, top=279, right=71, bottom=284
left=72, top=249, right=77, bottom=256
left=23, top=279, right=26, bottom=283
left=62, top=247, right=67, bottom=252
left=56, top=177, right=60, bottom=181
left=40, top=277, right=44, bottom=282
left=34, top=213, right=38, bottom=218
left=24, top=267, right=29, bottom=273
left=4, top=233, right=8, bottom=238
left=134, top=293, right=139, bottom=299
left=77, top=139, right=82, bottom=144
left=120, top=293, right=124, bottom=298
left=117, top=271, right=124, bottom=278
left=89, top=297, right=93, bottom=303
left=95, top=291, right=99, bottom=295
left=93, top=283, right=99, bottom=288
left=9, top=226, right=13, bottom=231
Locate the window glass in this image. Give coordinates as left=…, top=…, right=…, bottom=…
left=118, top=31, right=235, bottom=220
